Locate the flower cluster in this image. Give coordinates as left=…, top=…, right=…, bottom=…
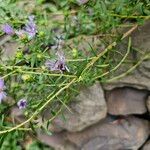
left=1, top=16, right=69, bottom=111
left=0, top=77, right=27, bottom=109
left=1, top=15, right=70, bottom=113
left=2, top=16, right=37, bottom=39
left=45, top=35, right=69, bottom=73
left=1, top=16, right=37, bottom=109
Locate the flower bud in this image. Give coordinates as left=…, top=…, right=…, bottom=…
left=22, top=74, right=31, bottom=81
left=16, top=51, right=23, bottom=59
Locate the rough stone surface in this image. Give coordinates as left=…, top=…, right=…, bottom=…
left=0, top=35, right=19, bottom=61
left=66, top=116, right=150, bottom=150
left=38, top=116, right=149, bottom=150
left=106, top=87, right=148, bottom=115
left=37, top=132, right=78, bottom=150
left=142, top=140, right=150, bottom=150
left=103, top=21, right=150, bottom=91
left=147, top=96, right=150, bottom=113
left=53, top=82, right=107, bottom=132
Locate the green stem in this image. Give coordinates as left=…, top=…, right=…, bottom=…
left=94, top=37, right=131, bottom=80
left=0, top=78, right=76, bottom=135
left=110, top=13, right=150, bottom=19
left=106, top=54, right=149, bottom=83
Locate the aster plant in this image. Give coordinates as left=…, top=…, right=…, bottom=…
left=0, top=0, right=149, bottom=148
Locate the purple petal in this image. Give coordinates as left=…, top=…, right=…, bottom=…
left=17, top=99, right=27, bottom=109
left=0, top=78, right=4, bottom=89
left=24, top=16, right=37, bottom=39
left=0, top=92, right=6, bottom=103
left=77, top=0, right=89, bottom=5
left=45, top=59, right=69, bottom=73
left=45, top=51, right=69, bottom=73
left=45, top=60, right=57, bottom=71
left=2, top=24, right=14, bottom=35
left=28, top=15, right=35, bottom=21
left=64, top=65, right=70, bottom=72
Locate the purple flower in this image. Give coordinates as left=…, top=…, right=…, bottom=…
left=45, top=51, right=69, bottom=73
left=77, top=0, right=89, bottom=5
left=17, top=99, right=27, bottom=109
left=0, top=78, right=6, bottom=103
left=16, top=15, right=37, bottom=39
left=2, top=24, right=14, bottom=35
left=24, top=15, right=37, bottom=38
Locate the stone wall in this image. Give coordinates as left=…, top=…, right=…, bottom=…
left=36, top=21, right=150, bottom=150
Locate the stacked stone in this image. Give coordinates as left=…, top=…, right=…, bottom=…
left=36, top=21, right=150, bottom=150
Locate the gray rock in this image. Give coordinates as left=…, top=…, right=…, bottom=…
left=142, top=140, right=150, bottom=150
left=103, top=69, right=150, bottom=91
left=37, top=117, right=149, bottom=150
left=82, top=136, right=126, bottom=150
left=147, top=96, right=150, bottom=113
left=0, top=35, right=19, bottom=61
left=66, top=116, right=150, bottom=150
left=103, top=21, right=150, bottom=91
left=106, top=87, right=148, bottom=115
left=53, top=82, right=107, bottom=132
left=82, top=137, right=150, bottom=150
left=37, top=132, right=78, bottom=150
